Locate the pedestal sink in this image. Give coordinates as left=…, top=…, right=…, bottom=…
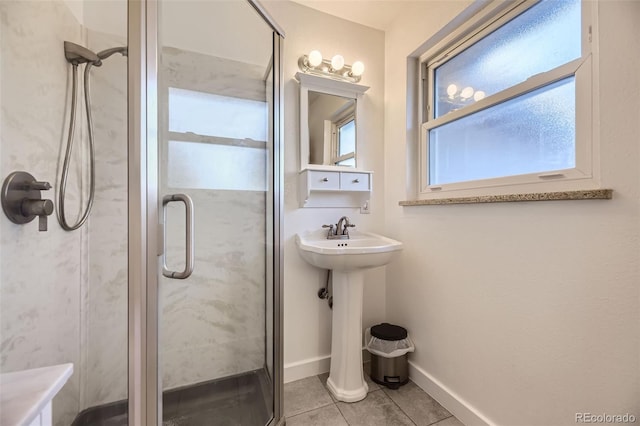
left=295, top=229, right=403, bottom=402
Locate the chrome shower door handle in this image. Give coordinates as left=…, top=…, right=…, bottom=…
left=162, top=194, right=194, bottom=279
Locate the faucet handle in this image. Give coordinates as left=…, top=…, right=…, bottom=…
left=343, top=222, right=355, bottom=236
left=322, top=224, right=335, bottom=236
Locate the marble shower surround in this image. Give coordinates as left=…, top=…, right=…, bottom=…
left=0, top=1, right=85, bottom=425
left=1, top=7, right=271, bottom=425
left=161, top=190, right=267, bottom=389
left=80, top=36, right=270, bottom=403
left=159, top=47, right=269, bottom=390
left=81, top=33, right=270, bottom=405
left=83, top=28, right=128, bottom=409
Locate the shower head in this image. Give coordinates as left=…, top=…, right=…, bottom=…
left=96, top=46, right=128, bottom=65
left=64, top=41, right=100, bottom=65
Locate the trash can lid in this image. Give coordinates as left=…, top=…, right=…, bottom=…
left=371, top=323, right=407, bottom=341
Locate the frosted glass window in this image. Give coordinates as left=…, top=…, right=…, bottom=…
left=429, top=78, right=575, bottom=185
left=169, top=88, right=267, bottom=141
left=168, top=141, right=266, bottom=191
left=338, top=119, right=355, bottom=157
left=434, top=0, right=580, bottom=117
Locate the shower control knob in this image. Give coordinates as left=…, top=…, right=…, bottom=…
left=21, top=199, right=54, bottom=232
left=22, top=199, right=54, bottom=217
left=1, top=171, right=54, bottom=232
left=29, top=181, right=52, bottom=191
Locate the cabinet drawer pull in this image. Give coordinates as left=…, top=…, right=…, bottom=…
left=322, top=177, right=329, bottom=182
left=353, top=179, right=360, bottom=183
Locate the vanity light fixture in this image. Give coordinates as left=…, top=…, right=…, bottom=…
left=298, top=50, right=364, bottom=83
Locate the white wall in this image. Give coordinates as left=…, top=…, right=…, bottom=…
left=264, top=1, right=387, bottom=382
left=384, top=1, right=640, bottom=425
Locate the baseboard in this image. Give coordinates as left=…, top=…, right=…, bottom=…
left=284, top=349, right=371, bottom=383
left=284, top=355, right=331, bottom=383
left=408, top=361, right=495, bottom=426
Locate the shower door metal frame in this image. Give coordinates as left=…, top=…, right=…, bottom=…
left=127, top=0, right=285, bottom=424
left=128, top=0, right=160, bottom=424
left=271, top=29, right=285, bottom=426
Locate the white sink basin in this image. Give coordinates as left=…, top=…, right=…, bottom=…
left=296, top=230, right=403, bottom=271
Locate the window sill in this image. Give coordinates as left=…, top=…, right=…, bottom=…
left=399, top=189, right=613, bottom=206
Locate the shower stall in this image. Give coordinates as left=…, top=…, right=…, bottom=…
left=0, top=0, right=284, bottom=425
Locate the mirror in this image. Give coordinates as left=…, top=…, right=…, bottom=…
left=308, top=92, right=356, bottom=167
left=297, top=72, right=369, bottom=171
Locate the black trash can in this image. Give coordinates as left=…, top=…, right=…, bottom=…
left=366, top=323, right=413, bottom=390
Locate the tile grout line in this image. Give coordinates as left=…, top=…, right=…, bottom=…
left=333, top=398, right=351, bottom=425
left=380, top=383, right=457, bottom=426
left=380, top=386, right=419, bottom=426
left=289, top=375, right=336, bottom=417
left=289, top=374, right=456, bottom=426
left=286, top=400, right=335, bottom=419
left=429, top=414, right=455, bottom=426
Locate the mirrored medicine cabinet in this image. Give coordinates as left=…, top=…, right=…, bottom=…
left=296, top=72, right=369, bottom=171
left=295, top=72, right=372, bottom=209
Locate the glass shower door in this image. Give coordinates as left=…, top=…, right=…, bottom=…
left=155, top=1, right=279, bottom=424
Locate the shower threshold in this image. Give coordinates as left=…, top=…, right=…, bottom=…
left=72, top=368, right=273, bottom=426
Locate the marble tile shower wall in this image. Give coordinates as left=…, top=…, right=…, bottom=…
left=1, top=5, right=268, bottom=424
left=159, top=48, right=268, bottom=390
left=0, top=1, right=85, bottom=425
left=161, top=190, right=267, bottom=389
left=83, top=28, right=128, bottom=409
left=80, top=34, right=269, bottom=403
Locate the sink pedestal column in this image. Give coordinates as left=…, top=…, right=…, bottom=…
left=326, top=269, right=368, bottom=402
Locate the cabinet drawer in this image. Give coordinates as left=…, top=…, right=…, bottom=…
left=340, top=173, right=370, bottom=191
left=307, top=171, right=340, bottom=190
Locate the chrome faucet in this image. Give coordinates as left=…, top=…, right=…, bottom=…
left=322, top=216, right=355, bottom=240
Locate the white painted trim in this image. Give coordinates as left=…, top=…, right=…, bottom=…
left=284, top=355, right=331, bottom=383
left=408, top=361, right=495, bottom=426
left=424, top=58, right=584, bottom=131
left=295, top=72, right=369, bottom=95
left=284, top=349, right=372, bottom=383
left=416, top=0, right=598, bottom=200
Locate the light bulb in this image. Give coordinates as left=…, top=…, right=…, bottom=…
left=446, top=84, right=457, bottom=97
left=331, top=55, right=345, bottom=71
left=460, top=86, right=474, bottom=99
left=308, top=50, right=323, bottom=67
left=473, top=90, right=486, bottom=102
left=351, top=61, right=365, bottom=77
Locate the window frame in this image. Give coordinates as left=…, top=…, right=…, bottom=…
left=417, top=0, right=599, bottom=199
left=332, top=115, right=356, bottom=165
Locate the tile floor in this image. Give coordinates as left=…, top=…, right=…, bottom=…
left=284, top=367, right=464, bottom=426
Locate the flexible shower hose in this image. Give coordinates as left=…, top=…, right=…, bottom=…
left=58, top=62, right=97, bottom=231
